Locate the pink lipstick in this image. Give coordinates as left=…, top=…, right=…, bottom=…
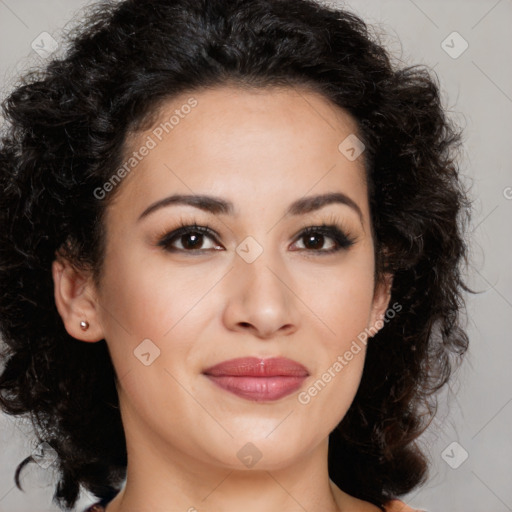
left=202, top=357, right=309, bottom=402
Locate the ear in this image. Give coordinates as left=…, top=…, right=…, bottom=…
left=51, top=253, right=105, bottom=342
left=367, top=272, right=394, bottom=337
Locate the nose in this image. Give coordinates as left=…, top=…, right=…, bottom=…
left=221, top=249, right=300, bottom=340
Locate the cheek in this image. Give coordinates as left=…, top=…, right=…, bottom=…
left=99, top=258, right=206, bottom=425
left=297, top=348, right=366, bottom=437
left=295, top=271, right=372, bottom=424
left=97, top=248, right=222, bottom=380
left=298, top=260, right=375, bottom=345
left=98, top=244, right=212, bottom=337
left=293, top=260, right=375, bottom=422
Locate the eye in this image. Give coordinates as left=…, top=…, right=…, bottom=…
left=156, top=224, right=223, bottom=252
left=156, top=221, right=356, bottom=255
left=291, top=225, right=355, bottom=254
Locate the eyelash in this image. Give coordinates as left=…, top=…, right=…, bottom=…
left=155, top=216, right=356, bottom=255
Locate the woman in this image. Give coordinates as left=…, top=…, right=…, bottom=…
left=0, top=0, right=472, bottom=511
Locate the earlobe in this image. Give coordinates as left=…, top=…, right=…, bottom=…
left=51, top=256, right=104, bottom=342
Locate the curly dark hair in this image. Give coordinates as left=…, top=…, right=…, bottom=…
left=0, top=0, right=472, bottom=510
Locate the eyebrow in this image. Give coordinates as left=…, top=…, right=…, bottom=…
left=137, top=192, right=363, bottom=224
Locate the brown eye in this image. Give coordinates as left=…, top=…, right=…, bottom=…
left=291, top=225, right=355, bottom=254
left=157, top=225, right=223, bottom=252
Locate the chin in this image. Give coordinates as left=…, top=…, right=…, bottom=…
left=201, top=433, right=315, bottom=472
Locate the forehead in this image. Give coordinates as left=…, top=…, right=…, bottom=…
left=108, top=85, right=369, bottom=221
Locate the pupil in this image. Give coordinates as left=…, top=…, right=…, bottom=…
left=306, top=234, right=323, bottom=249
left=184, top=233, right=202, bottom=249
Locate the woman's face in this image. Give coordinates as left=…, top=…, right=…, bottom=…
left=67, top=85, right=391, bottom=472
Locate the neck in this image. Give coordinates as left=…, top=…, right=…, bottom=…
left=105, top=429, right=347, bottom=512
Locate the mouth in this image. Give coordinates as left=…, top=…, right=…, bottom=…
left=202, top=357, right=309, bottom=402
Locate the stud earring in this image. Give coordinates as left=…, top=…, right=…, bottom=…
left=79, top=320, right=90, bottom=331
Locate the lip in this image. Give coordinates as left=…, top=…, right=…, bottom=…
left=202, top=357, right=309, bottom=402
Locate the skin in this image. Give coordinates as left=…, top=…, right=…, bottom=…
left=52, top=85, right=392, bottom=512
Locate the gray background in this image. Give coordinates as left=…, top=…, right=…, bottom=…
left=1, top=0, right=511, bottom=510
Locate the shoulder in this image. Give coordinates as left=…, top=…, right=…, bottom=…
left=82, top=497, right=422, bottom=512
left=383, top=499, right=426, bottom=512
left=82, top=504, right=105, bottom=512
left=82, top=492, right=117, bottom=511
left=329, top=481, right=420, bottom=512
